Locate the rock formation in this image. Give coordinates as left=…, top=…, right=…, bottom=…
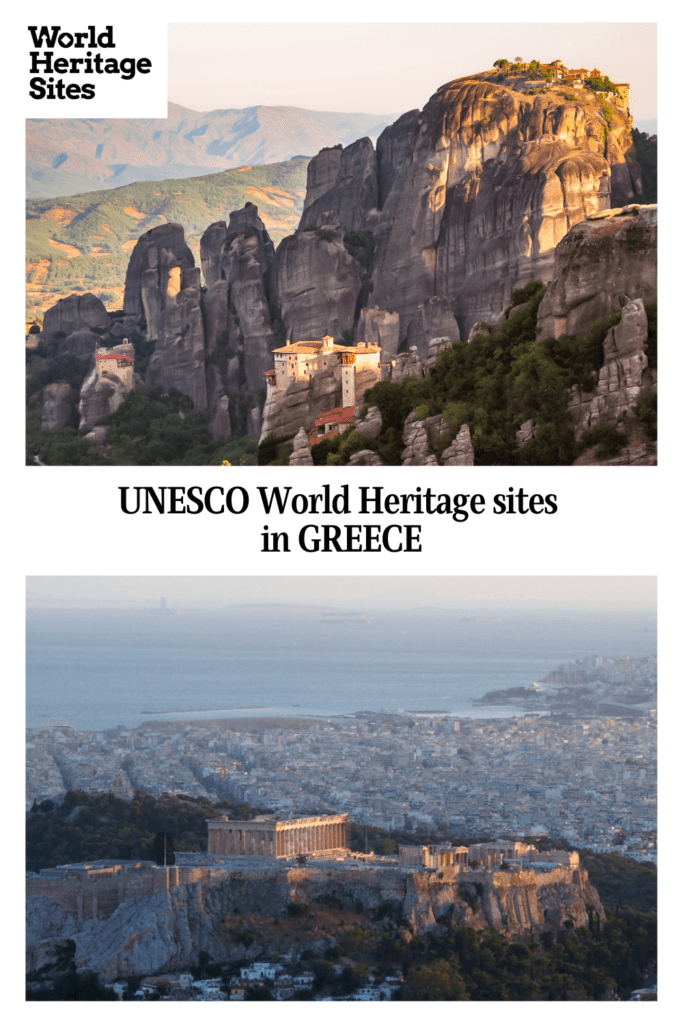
left=144, top=265, right=208, bottom=415
left=299, top=137, right=378, bottom=232
left=268, top=212, right=363, bottom=342
left=200, top=206, right=276, bottom=438
left=566, top=298, right=652, bottom=440
left=356, top=308, right=400, bottom=373
left=260, top=367, right=379, bottom=448
left=348, top=449, right=385, bottom=466
left=123, top=224, right=194, bottom=318
left=41, top=383, right=73, bottom=431
left=26, top=862, right=603, bottom=982
left=40, top=293, right=109, bottom=342
left=354, top=405, right=383, bottom=440
left=442, top=424, right=475, bottom=466
left=56, top=329, right=100, bottom=360
left=536, top=205, right=657, bottom=340
left=289, top=71, right=642, bottom=356
left=288, top=427, right=314, bottom=465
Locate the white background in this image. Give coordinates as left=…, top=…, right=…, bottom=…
left=9, top=2, right=675, bottom=1019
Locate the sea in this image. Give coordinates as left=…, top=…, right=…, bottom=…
left=26, top=605, right=657, bottom=732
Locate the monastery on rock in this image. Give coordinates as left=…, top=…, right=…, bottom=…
left=265, top=334, right=381, bottom=408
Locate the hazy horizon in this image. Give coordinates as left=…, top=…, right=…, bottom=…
left=169, top=23, right=657, bottom=125
left=26, top=576, right=656, bottom=612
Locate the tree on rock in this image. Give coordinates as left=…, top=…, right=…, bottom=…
left=150, top=831, right=175, bottom=865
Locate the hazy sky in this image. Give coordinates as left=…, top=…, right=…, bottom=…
left=26, top=577, right=656, bottom=611
left=168, top=22, right=657, bottom=124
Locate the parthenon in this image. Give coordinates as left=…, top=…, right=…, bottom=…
left=207, top=813, right=349, bottom=859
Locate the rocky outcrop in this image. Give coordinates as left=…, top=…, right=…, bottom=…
left=348, top=449, right=385, bottom=466
left=123, top=224, right=194, bottom=318
left=391, top=347, right=424, bottom=383
left=423, top=337, right=454, bottom=375
left=299, top=137, right=378, bottom=232
left=144, top=265, right=208, bottom=415
left=400, top=411, right=473, bottom=466
left=289, top=427, right=314, bottom=465
left=354, top=405, right=382, bottom=440
left=78, top=367, right=129, bottom=430
left=536, top=205, right=656, bottom=340
left=259, top=364, right=380, bottom=446
left=401, top=411, right=455, bottom=465
left=41, top=383, right=73, bottom=431
left=566, top=298, right=652, bottom=440
left=260, top=371, right=339, bottom=444
left=200, top=204, right=275, bottom=288
left=199, top=206, right=276, bottom=438
left=314, top=74, right=640, bottom=349
left=356, top=307, right=400, bottom=372
left=26, top=863, right=603, bottom=981
left=56, top=329, right=100, bottom=360
left=41, top=293, right=109, bottom=342
left=268, top=212, right=363, bottom=342
left=390, top=336, right=454, bottom=384
left=442, top=424, right=475, bottom=466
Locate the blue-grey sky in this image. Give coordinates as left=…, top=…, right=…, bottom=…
left=26, top=577, right=656, bottom=611
left=168, top=22, right=656, bottom=125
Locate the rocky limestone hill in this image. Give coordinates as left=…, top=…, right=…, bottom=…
left=26, top=862, right=603, bottom=981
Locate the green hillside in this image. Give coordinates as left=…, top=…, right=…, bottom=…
left=26, top=157, right=309, bottom=319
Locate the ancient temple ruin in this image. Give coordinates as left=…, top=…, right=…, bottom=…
left=207, top=813, right=349, bottom=858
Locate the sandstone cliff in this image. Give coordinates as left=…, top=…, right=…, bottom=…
left=144, top=265, right=208, bottom=415
left=123, top=224, right=194, bottom=319
left=268, top=212, right=363, bottom=343
left=200, top=205, right=276, bottom=438
left=296, top=71, right=641, bottom=356
left=41, top=292, right=109, bottom=342
left=299, top=137, right=378, bottom=232
left=536, top=204, right=657, bottom=339
left=41, top=382, right=73, bottom=431
left=26, top=862, right=603, bottom=982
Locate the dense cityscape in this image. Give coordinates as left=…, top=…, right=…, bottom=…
left=27, top=656, right=656, bottom=863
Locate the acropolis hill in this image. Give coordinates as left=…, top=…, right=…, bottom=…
left=27, top=816, right=604, bottom=980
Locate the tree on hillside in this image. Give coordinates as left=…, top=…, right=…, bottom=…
left=493, top=59, right=509, bottom=70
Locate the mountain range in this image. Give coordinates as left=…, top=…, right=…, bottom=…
left=26, top=103, right=398, bottom=199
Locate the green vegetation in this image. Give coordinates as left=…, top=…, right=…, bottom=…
left=26, top=791, right=222, bottom=872
left=299, top=283, right=646, bottom=467
left=26, top=409, right=108, bottom=465
left=26, top=386, right=260, bottom=466
left=311, top=282, right=583, bottom=466
left=578, top=424, right=627, bottom=461
left=632, top=129, right=657, bottom=204
left=636, top=390, right=657, bottom=441
left=343, top=230, right=375, bottom=271
left=25, top=790, right=276, bottom=873
left=581, top=851, right=657, bottom=913
left=97, top=387, right=258, bottom=465
left=586, top=75, right=618, bottom=95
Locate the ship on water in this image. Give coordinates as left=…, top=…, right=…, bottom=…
left=321, top=611, right=371, bottom=625
left=462, top=615, right=502, bottom=623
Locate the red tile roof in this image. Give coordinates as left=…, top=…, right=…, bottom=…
left=315, top=406, right=356, bottom=426
left=96, top=353, right=133, bottom=362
